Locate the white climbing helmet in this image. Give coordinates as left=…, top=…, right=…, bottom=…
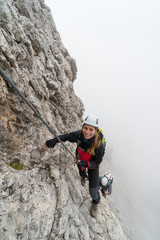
left=101, top=176, right=108, bottom=186
left=83, top=115, right=99, bottom=128
left=104, top=171, right=113, bottom=181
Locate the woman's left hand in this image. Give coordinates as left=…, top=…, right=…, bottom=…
left=78, top=160, right=88, bottom=168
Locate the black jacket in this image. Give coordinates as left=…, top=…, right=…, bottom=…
left=58, top=130, right=105, bottom=169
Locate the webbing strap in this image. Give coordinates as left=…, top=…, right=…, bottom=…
left=0, top=67, right=77, bottom=163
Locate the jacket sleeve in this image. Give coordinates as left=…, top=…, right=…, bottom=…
left=88, top=142, right=105, bottom=169
left=57, top=130, right=81, bottom=143
left=107, top=181, right=112, bottom=195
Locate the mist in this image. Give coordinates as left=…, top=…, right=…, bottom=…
left=45, top=0, right=160, bottom=239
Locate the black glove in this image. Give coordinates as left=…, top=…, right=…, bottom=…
left=78, top=160, right=88, bottom=168
left=46, top=138, right=58, bottom=148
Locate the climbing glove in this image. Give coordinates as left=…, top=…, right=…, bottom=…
left=78, top=160, right=88, bottom=168
left=46, top=138, right=58, bottom=148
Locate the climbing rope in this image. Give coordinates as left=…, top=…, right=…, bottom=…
left=0, top=67, right=77, bottom=163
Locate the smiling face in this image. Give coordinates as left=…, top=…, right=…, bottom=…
left=82, top=124, right=96, bottom=140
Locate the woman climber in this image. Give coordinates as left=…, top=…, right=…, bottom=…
left=43, top=115, right=106, bottom=217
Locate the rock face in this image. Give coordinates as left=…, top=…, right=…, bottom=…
left=0, top=0, right=126, bottom=239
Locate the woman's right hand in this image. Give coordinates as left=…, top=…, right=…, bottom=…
left=42, top=142, right=49, bottom=151
left=42, top=138, right=58, bottom=150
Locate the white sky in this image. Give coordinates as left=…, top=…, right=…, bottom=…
left=45, top=0, right=160, bottom=238
left=45, top=0, right=160, bottom=182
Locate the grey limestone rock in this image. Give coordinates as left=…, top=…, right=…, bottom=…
left=0, top=0, right=126, bottom=239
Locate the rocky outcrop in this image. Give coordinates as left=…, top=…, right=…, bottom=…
left=0, top=0, right=126, bottom=239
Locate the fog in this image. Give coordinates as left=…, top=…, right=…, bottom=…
left=45, top=0, right=160, bottom=239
